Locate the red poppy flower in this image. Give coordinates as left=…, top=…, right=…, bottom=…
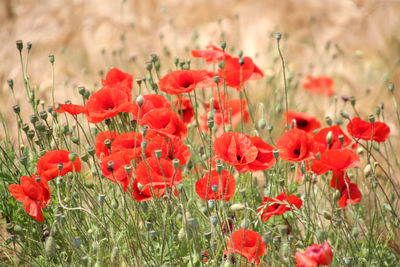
left=295, top=242, right=333, bottom=267
left=236, top=136, right=276, bottom=173
left=257, top=192, right=303, bottom=221
left=101, top=68, right=133, bottom=101
left=284, top=111, right=321, bottom=133
left=131, top=157, right=182, bottom=201
left=311, top=148, right=360, bottom=175
left=213, top=132, right=258, bottom=167
left=37, top=150, right=81, bottom=181
left=338, top=183, right=362, bottom=209
left=95, top=131, right=119, bottom=159
left=226, top=229, right=267, bottom=266
left=53, top=103, right=87, bottom=115
left=85, top=86, right=135, bottom=123
left=139, top=108, right=187, bottom=140
left=200, top=95, right=249, bottom=136
left=110, top=132, right=143, bottom=160
left=9, top=174, right=50, bottom=222
left=277, top=129, right=316, bottom=162
left=195, top=170, right=236, bottom=201
left=158, top=70, right=215, bottom=95
left=173, top=96, right=194, bottom=124
left=313, top=125, right=351, bottom=152
left=100, top=152, right=133, bottom=191
left=145, top=135, right=190, bottom=165
left=329, top=170, right=351, bottom=190
left=346, top=117, right=390, bottom=143
left=303, top=75, right=334, bottom=97
left=218, top=57, right=259, bottom=90
left=191, top=44, right=231, bottom=64
left=131, top=94, right=171, bottom=121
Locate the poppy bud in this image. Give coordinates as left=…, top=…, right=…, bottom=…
left=211, top=184, right=218, bottom=193
left=98, top=194, right=105, bottom=205
left=213, top=76, right=220, bottom=83
left=257, top=118, right=266, bottom=130
left=388, top=82, right=394, bottom=93
left=135, top=78, right=142, bottom=86
left=340, top=110, right=349, bottom=119
left=350, top=96, right=356, bottom=106
left=107, top=161, right=114, bottom=172
left=30, top=114, right=38, bottom=124
left=216, top=163, right=223, bottom=174
left=48, top=55, right=55, bottom=64
left=154, top=149, right=162, bottom=159
left=326, top=131, right=333, bottom=145
left=334, top=190, right=341, bottom=201
left=325, top=116, right=333, bottom=126
left=207, top=119, right=214, bottom=129
left=13, top=105, right=20, bottom=114
left=363, top=164, right=372, bottom=177
left=272, top=149, right=279, bottom=159
left=372, top=142, right=379, bottom=152
left=275, top=32, right=282, bottom=40
left=145, top=61, right=153, bottom=71
left=16, top=40, right=23, bottom=51
left=231, top=203, right=245, bottom=211
left=267, top=124, right=274, bottom=132
left=68, top=153, right=77, bottom=162
left=27, top=42, right=32, bottom=51
left=220, top=41, right=226, bottom=50
left=8, top=79, right=14, bottom=89
left=368, top=114, right=375, bottom=124
left=45, top=236, right=56, bottom=256
left=239, top=57, right=245, bottom=66
left=154, top=61, right=160, bottom=72
left=87, top=145, right=95, bottom=156
left=218, top=61, right=225, bottom=69
left=123, top=165, right=131, bottom=176
left=173, top=57, right=179, bottom=67
left=323, top=210, right=332, bottom=220
left=210, top=215, right=218, bottom=226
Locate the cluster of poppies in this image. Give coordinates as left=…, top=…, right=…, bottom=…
left=8, top=42, right=392, bottom=266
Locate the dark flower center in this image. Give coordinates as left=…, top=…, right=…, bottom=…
left=236, top=155, right=242, bottom=162
left=293, top=148, right=301, bottom=156
left=296, top=119, right=308, bottom=128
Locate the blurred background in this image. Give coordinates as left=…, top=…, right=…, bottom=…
left=1, top=0, right=400, bottom=135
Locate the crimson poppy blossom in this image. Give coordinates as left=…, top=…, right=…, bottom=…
left=258, top=192, right=303, bottom=221
left=145, top=135, right=190, bottom=165
left=110, top=131, right=143, bottom=160
left=173, top=96, right=194, bottom=124
left=303, top=75, right=334, bottom=97
left=213, top=132, right=258, bottom=167
left=276, top=129, right=317, bottom=162
left=313, top=125, right=351, bottom=152
left=100, top=152, right=133, bottom=192
left=226, top=229, right=267, bottom=266
left=346, top=117, right=390, bottom=143
left=295, top=242, right=333, bottom=266
left=131, top=157, right=182, bottom=201
left=140, top=108, right=187, bottom=140
left=191, top=44, right=231, bottom=64
left=195, top=170, right=236, bottom=201
left=284, top=111, right=321, bottom=133
left=329, top=170, right=351, bottom=190
left=101, top=68, right=133, bottom=101
left=85, top=86, right=135, bottom=123
left=236, top=136, right=276, bottom=173
left=37, top=150, right=81, bottom=181
left=9, top=174, right=50, bottom=222
left=338, top=183, right=362, bottom=209
left=53, top=103, right=87, bottom=115
left=95, top=131, right=119, bottom=159
left=131, top=94, right=171, bottom=121
left=218, top=57, right=259, bottom=90
left=158, top=69, right=216, bottom=95
left=311, top=148, right=360, bottom=175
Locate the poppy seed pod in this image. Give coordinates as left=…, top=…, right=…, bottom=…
left=8, top=79, right=14, bottom=89
left=16, top=40, right=23, bottom=51
left=368, top=114, right=375, bottom=124
left=48, top=55, right=55, bottom=64
left=13, top=105, right=20, bottom=114
left=272, top=149, right=279, bottom=159
left=154, top=149, right=162, bottom=159
left=275, top=32, right=282, bottom=40
left=220, top=41, right=226, bottom=50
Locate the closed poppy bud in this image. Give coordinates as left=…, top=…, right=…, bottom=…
left=388, top=82, right=394, bottom=93
left=213, top=76, right=220, bottom=83
left=340, top=110, right=349, bottom=118
left=107, top=161, right=114, bottom=172
left=326, top=131, right=333, bottom=145
left=273, top=149, right=279, bottom=159
left=325, top=116, right=333, bottom=126
left=8, top=79, right=14, bottom=89
left=257, top=118, right=266, bottom=130
left=216, top=163, right=223, bottom=174
left=16, top=40, right=23, bottom=51
left=239, top=57, right=245, bottom=65
left=368, top=114, right=375, bottom=124
left=231, top=203, right=245, bottom=211
left=363, top=164, right=372, bottom=177
left=350, top=96, right=356, bottom=106
left=323, top=210, right=332, bottom=220
left=68, top=153, right=77, bottom=162
left=218, top=61, right=225, bottom=69
left=207, top=119, right=214, bottom=129
left=13, top=105, right=20, bottom=114
left=45, top=236, right=56, bottom=256
left=136, top=95, right=144, bottom=107
left=124, top=165, right=132, bottom=175
left=48, top=54, right=55, bottom=64
left=275, top=32, right=282, bottom=40
left=154, top=149, right=162, bottom=159
left=220, top=41, right=226, bottom=50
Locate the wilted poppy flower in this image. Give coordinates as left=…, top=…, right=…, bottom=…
left=100, top=152, right=133, bottom=191
left=313, top=125, right=351, bottom=152
left=276, top=129, right=316, bottom=162
left=258, top=192, right=303, bottom=221
left=158, top=69, right=215, bottom=95
left=338, top=183, right=362, bottom=209
left=235, top=136, right=276, bottom=173
left=37, top=150, right=81, bottom=181
left=195, top=170, right=236, bottom=201
left=145, top=135, right=190, bottom=165
left=131, top=157, right=182, bottom=201
left=346, top=117, right=390, bottom=143
left=140, top=108, right=187, bottom=139
left=110, top=132, right=143, bottom=160
left=213, top=132, right=258, bottom=168
left=311, top=148, right=360, bottom=175
left=284, top=111, right=321, bottom=133
left=226, top=229, right=267, bottom=266
left=218, top=57, right=261, bottom=90
left=173, top=96, right=194, bottom=124
left=131, top=94, right=171, bottom=121
left=303, top=75, right=334, bottom=97
left=191, top=44, right=231, bottom=64
left=85, top=86, right=135, bottom=123
left=295, top=242, right=333, bottom=266
left=95, top=130, right=119, bottom=159
left=9, top=174, right=50, bottom=222
left=101, top=68, right=133, bottom=101
left=329, top=170, right=351, bottom=190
